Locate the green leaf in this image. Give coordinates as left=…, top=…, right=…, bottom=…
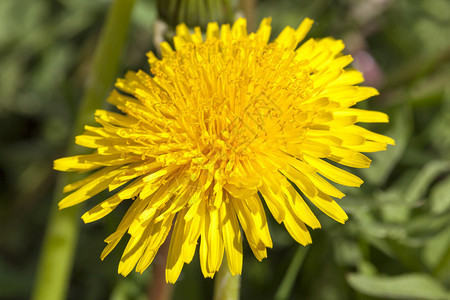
left=347, top=273, right=450, bottom=300
left=430, top=175, right=450, bottom=215
left=422, top=225, right=450, bottom=271
left=404, top=160, right=450, bottom=205
left=377, top=189, right=410, bottom=224
left=333, top=239, right=362, bottom=267
left=427, top=89, right=450, bottom=159
left=365, top=236, right=396, bottom=259
left=407, top=213, right=450, bottom=236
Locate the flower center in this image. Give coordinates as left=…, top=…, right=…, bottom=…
left=149, top=38, right=314, bottom=184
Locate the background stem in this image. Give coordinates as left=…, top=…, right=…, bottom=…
left=148, top=232, right=174, bottom=300
left=274, top=246, right=308, bottom=300
left=31, top=1, right=136, bottom=299
left=240, top=0, right=257, bottom=32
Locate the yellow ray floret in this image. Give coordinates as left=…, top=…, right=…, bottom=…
left=54, top=17, right=394, bottom=283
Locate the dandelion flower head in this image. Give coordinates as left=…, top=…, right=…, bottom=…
left=54, top=18, right=395, bottom=283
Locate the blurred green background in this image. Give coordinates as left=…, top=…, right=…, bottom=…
left=1, top=0, right=450, bottom=299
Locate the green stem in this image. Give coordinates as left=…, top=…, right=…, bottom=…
left=31, top=1, right=135, bottom=300
left=213, top=257, right=241, bottom=300
left=274, top=246, right=309, bottom=300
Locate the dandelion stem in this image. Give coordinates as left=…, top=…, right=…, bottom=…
left=213, top=257, right=241, bottom=300
left=31, top=1, right=135, bottom=300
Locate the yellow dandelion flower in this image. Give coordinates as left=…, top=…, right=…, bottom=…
left=54, top=17, right=394, bottom=283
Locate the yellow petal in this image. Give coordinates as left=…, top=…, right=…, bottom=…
left=283, top=204, right=312, bottom=245
left=275, top=26, right=297, bottom=49
left=206, top=22, right=220, bottom=40
left=303, top=172, right=345, bottom=199
left=281, top=185, right=321, bottom=229
left=295, top=18, right=314, bottom=44
left=281, top=167, right=318, bottom=199
left=63, top=166, right=118, bottom=193
left=59, top=168, right=123, bottom=209
left=321, top=86, right=379, bottom=107
left=303, top=154, right=363, bottom=187
left=136, top=213, right=175, bottom=273
left=231, top=197, right=268, bottom=261
left=246, top=195, right=273, bottom=247
left=207, top=208, right=224, bottom=274
left=255, top=17, right=272, bottom=44
left=166, top=210, right=188, bottom=283
left=81, top=179, right=145, bottom=223
left=54, top=153, right=136, bottom=172
left=220, top=197, right=243, bottom=276
left=258, top=184, right=285, bottom=223
left=334, top=109, right=389, bottom=123
left=101, top=197, right=148, bottom=260
left=118, top=224, right=150, bottom=276
left=310, top=191, right=348, bottom=223
left=329, top=69, right=364, bottom=86
left=329, top=147, right=372, bottom=168
left=231, top=18, right=247, bottom=39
